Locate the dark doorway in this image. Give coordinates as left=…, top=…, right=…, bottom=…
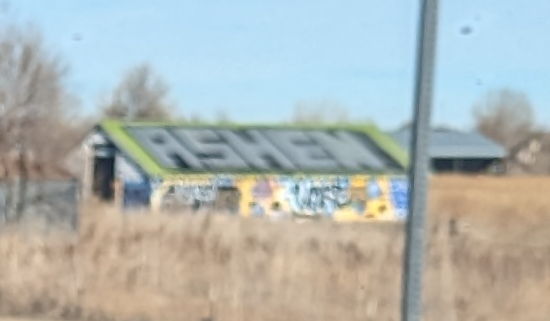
left=92, top=156, right=115, bottom=201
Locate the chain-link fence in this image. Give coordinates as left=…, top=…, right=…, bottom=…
left=0, top=179, right=79, bottom=231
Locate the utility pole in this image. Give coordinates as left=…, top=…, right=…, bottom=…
left=401, top=0, right=439, bottom=321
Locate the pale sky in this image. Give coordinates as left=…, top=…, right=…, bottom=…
left=4, top=0, right=550, bottom=130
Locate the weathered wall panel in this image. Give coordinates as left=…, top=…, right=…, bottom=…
left=150, top=175, right=408, bottom=221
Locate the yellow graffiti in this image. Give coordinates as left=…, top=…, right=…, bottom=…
left=151, top=175, right=406, bottom=222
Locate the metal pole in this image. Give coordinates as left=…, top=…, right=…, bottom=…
left=401, top=0, right=439, bottom=320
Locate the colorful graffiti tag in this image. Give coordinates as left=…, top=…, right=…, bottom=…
left=150, top=175, right=408, bottom=221
left=389, top=177, right=409, bottom=219
left=284, top=177, right=351, bottom=216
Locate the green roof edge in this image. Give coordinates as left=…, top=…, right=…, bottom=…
left=98, top=119, right=409, bottom=177
left=99, top=120, right=166, bottom=176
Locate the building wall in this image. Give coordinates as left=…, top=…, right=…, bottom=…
left=150, top=174, right=409, bottom=221
left=115, top=154, right=147, bottom=184
left=76, top=129, right=151, bottom=205
left=81, top=126, right=410, bottom=220
left=67, top=130, right=107, bottom=202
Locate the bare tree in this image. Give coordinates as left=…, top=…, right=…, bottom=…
left=215, top=109, right=231, bottom=124
left=473, top=88, right=535, bottom=148
left=101, top=63, right=174, bottom=121
left=0, top=24, right=81, bottom=221
left=188, top=112, right=204, bottom=124
left=291, top=99, right=349, bottom=124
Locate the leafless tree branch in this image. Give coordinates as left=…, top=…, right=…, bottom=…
left=101, top=63, right=174, bottom=121
left=473, top=88, right=536, bottom=149
left=0, top=23, right=84, bottom=222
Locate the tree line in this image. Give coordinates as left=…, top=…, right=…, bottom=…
left=0, top=20, right=543, bottom=222
left=0, top=24, right=542, bottom=173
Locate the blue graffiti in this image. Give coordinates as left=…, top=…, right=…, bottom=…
left=284, top=177, right=350, bottom=216
left=367, top=177, right=383, bottom=198
left=123, top=182, right=151, bottom=210
left=389, top=177, right=409, bottom=219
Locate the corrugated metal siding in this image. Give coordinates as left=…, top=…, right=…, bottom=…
left=390, top=129, right=506, bottom=159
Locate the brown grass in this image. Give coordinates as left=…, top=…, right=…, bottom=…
left=0, top=175, right=549, bottom=321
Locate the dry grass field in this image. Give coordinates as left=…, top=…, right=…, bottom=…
left=0, top=175, right=549, bottom=321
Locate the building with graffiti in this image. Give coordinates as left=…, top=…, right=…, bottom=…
left=74, top=120, right=410, bottom=221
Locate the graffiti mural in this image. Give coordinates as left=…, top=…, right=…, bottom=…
left=162, top=184, right=217, bottom=211
left=151, top=175, right=409, bottom=221
left=157, top=177, right=241, bottom=214
left=389, top=177, right=409, bottom=219
left=283, top=177, right=351, bottom=216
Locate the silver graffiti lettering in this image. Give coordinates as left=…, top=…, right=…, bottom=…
left=285, top=178, right=350, bottom=216
left=161, top=183, right=218, bottom=211
left=124, top=127, right=399, bottom=172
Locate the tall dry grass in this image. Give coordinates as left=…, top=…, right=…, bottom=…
left=0, top=175, right=549, bottom=321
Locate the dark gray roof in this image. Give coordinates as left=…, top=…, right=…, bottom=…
left=120, top=125, right=406, bottom=173
left=390, top=128, right=506, bottom=159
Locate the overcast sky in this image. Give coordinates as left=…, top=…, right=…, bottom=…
left=4, top=0, right=550, bottom=130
